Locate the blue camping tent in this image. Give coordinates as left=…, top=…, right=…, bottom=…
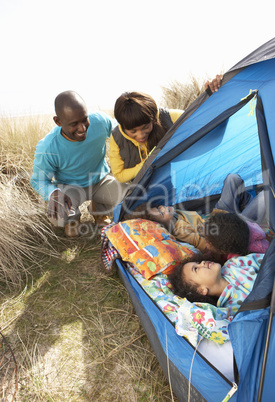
left=113, top=37, right=275, bottom=401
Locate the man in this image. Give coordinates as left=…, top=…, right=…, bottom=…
left=30, top=91, right=127, bottom=237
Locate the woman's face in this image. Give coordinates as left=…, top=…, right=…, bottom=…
left=124, top=122, right=153, bottom=143
left=183, top=260, right=222, bottom=296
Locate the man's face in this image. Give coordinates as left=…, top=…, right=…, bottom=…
left=54, top=105, right=90, bottom=142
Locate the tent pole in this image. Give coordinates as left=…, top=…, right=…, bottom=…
left=257, top=276, right=275, bottom=402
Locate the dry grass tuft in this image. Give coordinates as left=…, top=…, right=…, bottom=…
left=0, top=115, right=54, bottom=168
left=1, top=245, right=175, bottom=400
left=161, top=74, right=206, bottom=110
left=0, top=173, right=59, bottom=287
left=0, top=115, right=58, bottom=288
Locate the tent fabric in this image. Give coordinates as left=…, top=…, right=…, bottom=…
left=112, top=37, right=275, bottom=401
left=228, top=240, right=275, bottom=401
left=227, top=37, right=275, bottom=74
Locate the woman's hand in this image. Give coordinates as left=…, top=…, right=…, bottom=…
left=205, top=74, right=223, bottom=93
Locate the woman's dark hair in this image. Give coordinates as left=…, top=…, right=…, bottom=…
left=114, top=91, right=166, bottom=151
left=168, top=253, right=220, bottom=306
left=203, top=212, right=249, bottom=255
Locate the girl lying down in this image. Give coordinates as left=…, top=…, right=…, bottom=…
left=168, top=253, right=263, bottom=315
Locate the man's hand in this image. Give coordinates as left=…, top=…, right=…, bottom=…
left=205, top=74, right=223, bottom=94
left=148, top=205, right=175, bottom=230
left=47, top=190, right=73, bottom=220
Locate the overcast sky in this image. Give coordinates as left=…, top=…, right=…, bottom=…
left=1, top=0, right=274, bottom=115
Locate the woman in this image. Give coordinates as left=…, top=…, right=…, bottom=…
left=109, top=91, right=182, bottom=183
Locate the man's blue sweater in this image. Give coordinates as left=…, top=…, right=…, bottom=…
left=30, top=111, right=116, bottom=200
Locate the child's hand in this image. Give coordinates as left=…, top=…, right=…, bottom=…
left=148, top=205, right=175, bottom=229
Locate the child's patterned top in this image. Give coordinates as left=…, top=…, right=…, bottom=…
left=218, top=253, right=264, bottom=314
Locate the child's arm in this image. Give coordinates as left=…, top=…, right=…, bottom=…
left=148, top=207, right=208, bottom=252
left=225, top=253, right=264, bottom=274
left=172, top=210, right=208, bottom=252
left=109, top=135, right=145, bottom=183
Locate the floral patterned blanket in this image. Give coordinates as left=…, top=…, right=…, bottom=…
left=127, top=263, right=233, bottom=347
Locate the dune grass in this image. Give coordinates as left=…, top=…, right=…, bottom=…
left=161, top=74, right=207, bottom=110
left=1, top=237, right=175, bottom=401
left=0, top=114, right=178, bottom=400
left=0, top=115, right=58, bottom=288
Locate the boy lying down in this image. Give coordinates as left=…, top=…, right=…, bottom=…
left=123, top=174, right=269, bottom=263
